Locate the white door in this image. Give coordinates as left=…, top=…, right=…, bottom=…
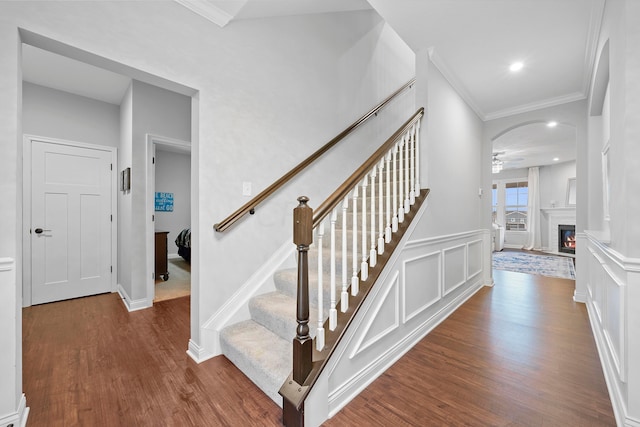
left=31, top=140, right=113, bottom=304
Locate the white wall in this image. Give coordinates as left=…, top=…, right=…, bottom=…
left=22, top=82, right=120, bottom=147
left=127, top=80, right=191, bottom=303
left=155, top=149, right=191, bottom=257
left=583, top=1, right=640, bottom=425
left=539, top=161, right=576, bottom=208
left=414, top=55, right=484, bottom=238
left=118, top=85, right=133, bottom=300
left=0, top=21, right=23, bottom=425
left=0, top=1, right=418, bottom=377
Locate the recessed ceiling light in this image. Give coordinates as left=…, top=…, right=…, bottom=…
left=553, top=157, right=560, bottom=161
left=547, top=121, right=558, bottom=128
left=509, top=62, right=524, bottom=72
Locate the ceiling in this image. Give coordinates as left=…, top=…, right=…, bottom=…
left=493, top=122, right=577, bottom=170
left=22, top=44, right=131, bottom=105
left=21, top=0, right=605, bottom=170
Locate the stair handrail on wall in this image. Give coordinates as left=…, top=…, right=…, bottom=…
left=213, top=78, right=416, bottom=232
left=281, top=108, right=427, bottom=426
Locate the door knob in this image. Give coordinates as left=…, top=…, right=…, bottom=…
left=34, top=228, right=51, bottom=234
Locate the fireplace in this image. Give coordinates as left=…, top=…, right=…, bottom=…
left=558, top=224, right=576, bottom=254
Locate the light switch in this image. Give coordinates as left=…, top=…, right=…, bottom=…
left=242, top=182, right=252, bottom=197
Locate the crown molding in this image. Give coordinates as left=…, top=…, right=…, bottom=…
left=427, top=48, right=486, bottom=121
left=484, top=91, right=587, bottom=121
left=174, top=0, right=234, bottom=28
left=582, top=0, right=606, bottom=99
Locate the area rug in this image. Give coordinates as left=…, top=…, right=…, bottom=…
left=492, top=251, right=576, bottom=280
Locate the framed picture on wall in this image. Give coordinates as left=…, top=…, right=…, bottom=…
left=122, top=167, right=131, bottom=191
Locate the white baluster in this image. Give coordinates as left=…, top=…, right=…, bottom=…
left=415, top=119, right=421, bottom=198
left=369, top=166, right=377, bottom=268
left=329, top=208, right=337, bottom=331
left=385, top=151, right=392, bottom=243
left=351, top=186, right=359, bottom=295
left=341, top=196, right=349, bottom=313
left=404, top=130, right=410, bottom=214
left=409, top=124, right=416, bottom=205
left=316, top=222, right=325, bottom=351
left=392, top=142, right=399, bottom=232
left=398, top=136, right=405, bottom=223
left=361, top=176, right=369, bottom=281
left=377, top=159, right=384, bottom=254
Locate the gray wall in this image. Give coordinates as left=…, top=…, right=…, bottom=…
left=22, top=82, right=120, bottom=147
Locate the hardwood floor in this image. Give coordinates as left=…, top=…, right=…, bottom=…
left=23, top=270, right=615, bottom=426
left=22, top=294, right=283, bottom=426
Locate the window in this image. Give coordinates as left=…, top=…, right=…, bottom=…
left=504, top=181, right=528, bottom=231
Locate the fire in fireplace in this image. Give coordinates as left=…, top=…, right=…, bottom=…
left=558, top=224, right=576, bottom=254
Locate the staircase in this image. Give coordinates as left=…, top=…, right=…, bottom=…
left=219, top=201, right=361, bottom=404
left=215, top=101, right=425, bottom=423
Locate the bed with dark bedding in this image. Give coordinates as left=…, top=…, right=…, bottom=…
left=175, top=228, right=191, bottom=262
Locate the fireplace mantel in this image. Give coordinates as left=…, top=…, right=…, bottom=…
left=541, top=207, right=576, bottom=255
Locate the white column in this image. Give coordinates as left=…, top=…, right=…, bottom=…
left=340, top=196, right=349, bottom=312
left=329, top=208, right=337, bottom=331
left=392, top=142, right=399, bottom=231
left=315, top=223, right=325, bottom=350
left=385, top=151, right=392, bottom=243
left=404, top=130, right=410, bottom=213
left=369, top=166, right=377, bottom=267
left=351, top=187, right=359, bottom=295
left=415, top=119, right=421, bottom=197
left=377, top=160, right=385, bottom=254
left=361, top=176, right=369, bottom=281
left=409, top=124, right=416, bottom=205
left=398, top=137, right=405, bottom=223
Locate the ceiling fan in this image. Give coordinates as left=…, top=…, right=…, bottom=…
left=492, top=152, right=505, bottom=174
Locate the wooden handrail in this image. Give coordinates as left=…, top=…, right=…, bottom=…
left=213, top=78, right=416, bottom=232
left=312, top=107, right=424, bottom=229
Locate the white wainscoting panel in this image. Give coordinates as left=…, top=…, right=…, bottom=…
left=403, top=251, right=441, bottom=323
left=467, top=239, right=483, bottom=281
left=583, top=231, right=640, bottom=426
left=350, top=272, right=400, bottom=358
left=323, top=228, right=489, bottom=420
left=443, top=244, right=466, bottom=296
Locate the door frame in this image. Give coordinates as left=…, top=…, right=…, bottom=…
left=145, top=134, right=191, bottom=304
left=22, top=134, right=118, bottom=307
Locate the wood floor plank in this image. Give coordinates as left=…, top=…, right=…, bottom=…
left=325, top=269, right=615, bottom=426
left=23, top=267, right=615, bottom=426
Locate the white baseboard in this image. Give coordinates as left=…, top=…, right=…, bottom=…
left=117, top=284, right=152, bottom=312
left=0, top=393, right=29, bottom=427
left=186, top=339, right=214, bottom=363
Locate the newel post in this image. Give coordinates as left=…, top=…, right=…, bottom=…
left=293, top=196, right=313, bottom=384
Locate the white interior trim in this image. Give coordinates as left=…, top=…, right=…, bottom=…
left=145, top=134, right=191, bottom=306
left=21, top=134, right=117, bottom=307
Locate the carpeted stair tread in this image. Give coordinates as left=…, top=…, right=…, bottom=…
left=219, top=320, right=291, bottom=405
left=250, top=291, right=322, bottom=341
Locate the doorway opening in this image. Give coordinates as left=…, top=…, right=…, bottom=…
left=147, top=135, right=192, bottom=303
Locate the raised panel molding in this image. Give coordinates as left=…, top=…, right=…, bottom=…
left=403, top=250, right=441, bottom=323
left=0, top=257, right=15, bottom=271
left=467, top=239, right=483, bottom=281
left=350, top=272, right=400, bottom=359
left=584, top=231, right=635, bottom=427
left=443, top=244, right=466, bottom=296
